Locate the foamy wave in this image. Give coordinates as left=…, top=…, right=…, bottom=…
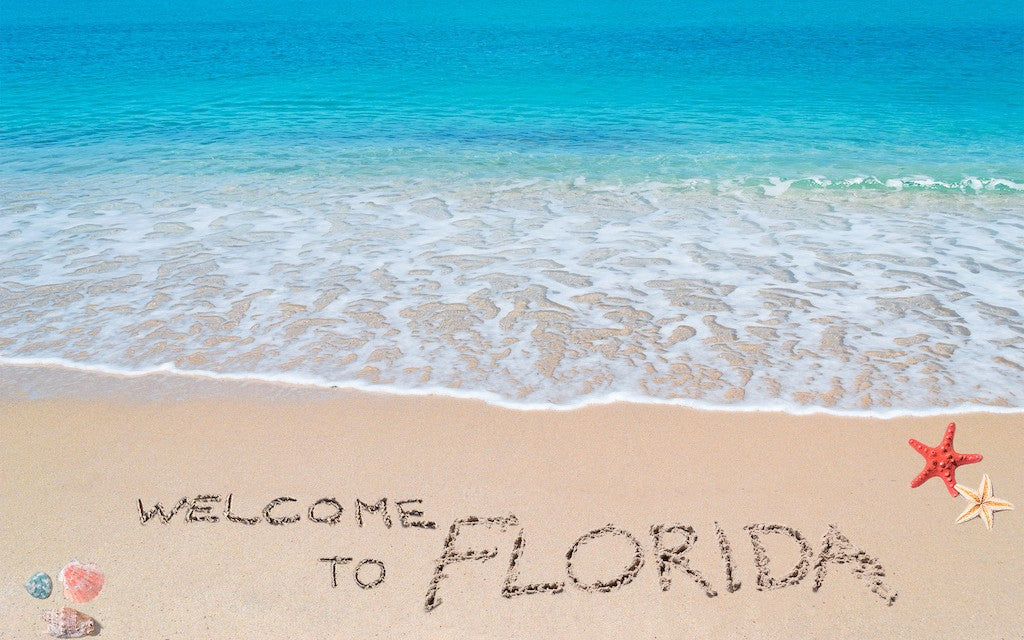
left=1, top=176, right=1022, bottom=413
left=753, top=175, right=1024, bottom=197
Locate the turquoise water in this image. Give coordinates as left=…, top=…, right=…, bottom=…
left=1, top=1, right=1023, bottom=411
left=3, top=0, right=1022, bottom=182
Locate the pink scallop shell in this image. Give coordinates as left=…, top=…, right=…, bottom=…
left=59, top=561, right=105, bottom=604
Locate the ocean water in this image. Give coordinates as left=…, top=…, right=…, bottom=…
left=2, top=1, right=1023, bottom=412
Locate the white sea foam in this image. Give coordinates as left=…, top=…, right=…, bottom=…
left=3, top=356, right=1022, bottom=418
left=1, top=175, right=1022, bottom=413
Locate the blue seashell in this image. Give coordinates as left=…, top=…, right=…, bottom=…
left=25, top=571, right=52, bottom=599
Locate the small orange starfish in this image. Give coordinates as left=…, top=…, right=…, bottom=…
left=908, top=422, right=982, bottom=497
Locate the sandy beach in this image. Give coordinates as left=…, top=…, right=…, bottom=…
left=1, top=363, right=1020, bottom=638
left=4, top=2, right=1023, bottom=638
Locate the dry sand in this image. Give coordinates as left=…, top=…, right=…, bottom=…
left=1, top=363, right=1021, bottom=639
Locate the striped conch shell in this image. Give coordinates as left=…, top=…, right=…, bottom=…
left=41, top=607, right=95, bottom=638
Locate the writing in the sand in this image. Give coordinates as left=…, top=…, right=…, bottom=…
left=138, top=494, right=435, bottom=529
left=424, top=516, right=897, bottom=610
left=138, top=495, right=897, bottom=609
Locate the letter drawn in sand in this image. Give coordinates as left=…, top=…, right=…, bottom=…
left=308, top=498, right=344, bottom=525
left=395, top=498, right=437, bottom=529
left=355, top=498, right=393, bottom=528
left=263, top=497, right=301, bottom=525
left=319, top=557, right=353, bottom=588
left=744, top=524, right=812, bottom=590
left=566, top=525, right=645, bottom=593
left=650, top=523, right=716, bottom=597
left=138, top=497, right=190, bottom=524
left=186, top=494, right=221, bottom=523
left=224, top=493, right=260, bottom=525
left=813, top=524, right=897, bottom=606
left=502, top=529, right=564, bottom=598
left=714, top=522, right=742, bottom=593
left=354, top=559, right=386, bottom=589
left=424, top=515, right=519, bottom=611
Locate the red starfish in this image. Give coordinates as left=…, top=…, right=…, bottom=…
left=909, top=422, right=982, bottom=497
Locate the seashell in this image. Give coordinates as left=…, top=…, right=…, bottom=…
left=58, top=561, right=105, bottom=604
left=41, top=607, right=95, bottom=638
left=25, top=571, right=53, bottom=599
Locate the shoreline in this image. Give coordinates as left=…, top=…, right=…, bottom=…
left=4, top=178, right=1023, bottom=416
left=3, top=359, right=1022, bottom=418
left=2, top=364, right=1022, bottom=638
